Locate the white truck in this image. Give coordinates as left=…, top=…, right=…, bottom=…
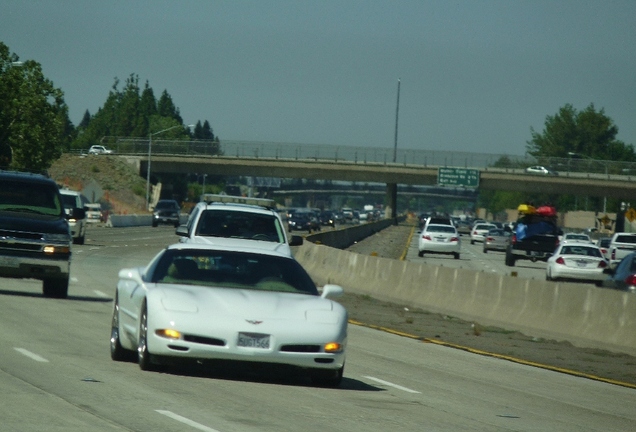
left=608, top=232, right=636, bottom=268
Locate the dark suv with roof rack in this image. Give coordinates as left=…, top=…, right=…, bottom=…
left=0, top=170, right=85, bottom=298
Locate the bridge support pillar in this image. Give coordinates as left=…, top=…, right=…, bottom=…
left=386, top=183, right=398, bottom=222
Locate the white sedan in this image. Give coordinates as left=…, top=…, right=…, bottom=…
left=418, top=223, right=461, bottom=259
left=545, top=243, right=608, bottom=283
left=88, top=144, right=113, bottom=155
left=110, top=242, right=347, bottom=387
left=561, top=232, right=593, bottom=244
left=470, top=223, right=497, bottom=244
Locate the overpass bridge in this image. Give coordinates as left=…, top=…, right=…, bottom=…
left=100, top=139, right=636, bottom=215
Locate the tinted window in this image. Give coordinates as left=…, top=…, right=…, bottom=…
left=426, top=225, right=456, bottom=233
left=0, top=181, right=62, bottom=216
left=196, top=210, right=284, bottom=243
left=615, top=235, right=636, bottom=244
left=560, top=246, right=602, bottom=257
left=150, top=249, right=318, bottom=295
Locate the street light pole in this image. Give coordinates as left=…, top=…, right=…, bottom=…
left=146, top=124, right=193, bottom=210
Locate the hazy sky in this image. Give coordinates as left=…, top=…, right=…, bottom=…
left=2, top=0, right=635, bottom=156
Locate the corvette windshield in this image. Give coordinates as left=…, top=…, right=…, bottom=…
left=151, top=249, right=318, bottom=295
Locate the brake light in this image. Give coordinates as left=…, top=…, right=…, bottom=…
left=450, top=237, right=459, bottom=242
left=598, top=260, right=607, bottom=268
left=624, top=275, right=636, bottom=286
left=423, top=235, right=432, bottom=241
left=486, top=237, right=494, bottom=242
left=600, top=248, right=607, bottom=255
left=611, top=249, right=616, bottom=260
left=511, top=234, right=517, bottom=245
left=556, top=257, right=565, bottom=265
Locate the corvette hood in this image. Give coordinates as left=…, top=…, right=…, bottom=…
left=156, top=284, right=334, bottom=320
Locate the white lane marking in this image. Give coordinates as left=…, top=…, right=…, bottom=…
left=363, top=376, right=421, bottom=394
left=94, top=290, right=109, bottom=298
left=156, top=410, right=221, bottom=432
left=14, top=348, right=49, bottom=362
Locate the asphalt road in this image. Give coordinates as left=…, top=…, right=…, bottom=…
left=1, top=226, right=635, bottom=431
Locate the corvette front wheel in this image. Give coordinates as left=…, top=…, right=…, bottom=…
left=310, top=364, right=344, bottom=388
left=138, top=302, right=156, bottom=371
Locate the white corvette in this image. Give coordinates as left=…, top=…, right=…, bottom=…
left=110, top=243, right=347, bottom=386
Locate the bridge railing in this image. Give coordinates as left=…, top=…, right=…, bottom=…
left=90, top=138, right=636, bottom=175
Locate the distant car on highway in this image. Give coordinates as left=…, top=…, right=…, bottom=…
left=597, top=237, right=612, bottom=260
left=418, top=223, right=461, bottom=259
left=470, top=223, right=497, bottom=244
left=152, top=199, right=181, bottom=227
left=177, top=195, right=302, bottom=257
left=88, top=145, right=113, bottom=155
left=608, top=232, right=636, bottom=268
left=525, top=165, right=557, bottom=175
left=482, top=228, right=510, bottom=253
left=561, top=232, right=593, bottom=244
left=602, top=251, right=636, bottom=292
left=546, top=243, right=607, bottom=283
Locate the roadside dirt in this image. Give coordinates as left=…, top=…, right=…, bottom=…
left=48, top=153, right=149, bottom=215
left=341, top=221, right=636, bottom=388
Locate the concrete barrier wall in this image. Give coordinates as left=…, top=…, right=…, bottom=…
left=293, top=241, right=636, bottom=356
left=306, top=217, right=399, bottom=249
left=106, top=214, right=188, bottom=227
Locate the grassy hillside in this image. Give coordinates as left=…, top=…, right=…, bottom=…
left=48, top=154, right=149, bottom=215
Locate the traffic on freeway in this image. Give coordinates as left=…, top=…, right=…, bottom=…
left=1, top=225, right=635, bottom=431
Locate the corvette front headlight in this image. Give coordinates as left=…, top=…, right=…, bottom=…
left=156, top=329, right=182, bottom=339
left=324, top=342, right=343, bottom=353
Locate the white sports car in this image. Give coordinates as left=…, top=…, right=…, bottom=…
left=110, top=242, right=347, bottom=386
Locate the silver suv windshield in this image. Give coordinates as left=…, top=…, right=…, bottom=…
left=195, top=209, right=285, bottom=243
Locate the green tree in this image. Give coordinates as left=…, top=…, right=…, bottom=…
left=157, top=90, right=183, bottom=124
left=527, top=103, right=634, bottom=161
left=0, top=42, right=73, bottom=172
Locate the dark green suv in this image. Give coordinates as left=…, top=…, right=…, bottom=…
left=0, top=170, right=84, bottom=298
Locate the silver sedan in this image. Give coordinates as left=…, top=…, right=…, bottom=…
left=482, top=228, right=510, bottom=253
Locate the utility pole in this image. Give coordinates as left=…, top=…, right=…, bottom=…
left=393, top=78, right=401, bottom=163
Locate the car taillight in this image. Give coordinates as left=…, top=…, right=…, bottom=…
left=450, top=237, right=459, bottom=242
left=486, top=237, right=494, bottom=242
left=423, top=235, right=432, bottom=240
left=556, top=257, right=565, bottom=265
left=611, top=249, right=616, bottom=260
left=598, top=260, right=607, bottom=268
left=624, top=275, right=636, bottom=286
left=511, top=234, right=517, bottom=245
left=600, top=248, right=607, bottom=255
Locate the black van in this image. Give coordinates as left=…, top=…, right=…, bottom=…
left=0, top=170, right=84, bottom=298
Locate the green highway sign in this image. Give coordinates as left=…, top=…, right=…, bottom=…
left=437, top=168, right=480, bottom=187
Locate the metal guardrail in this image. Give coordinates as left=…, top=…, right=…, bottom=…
left=84, top=138, right=636, bottom=176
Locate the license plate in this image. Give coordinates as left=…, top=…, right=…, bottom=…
left=435, top=238, right=445, bottom=242
left=237, top=332, right=270, bottom=349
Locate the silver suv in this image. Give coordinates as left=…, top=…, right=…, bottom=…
left=176, top=194, right=303, bottom=257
